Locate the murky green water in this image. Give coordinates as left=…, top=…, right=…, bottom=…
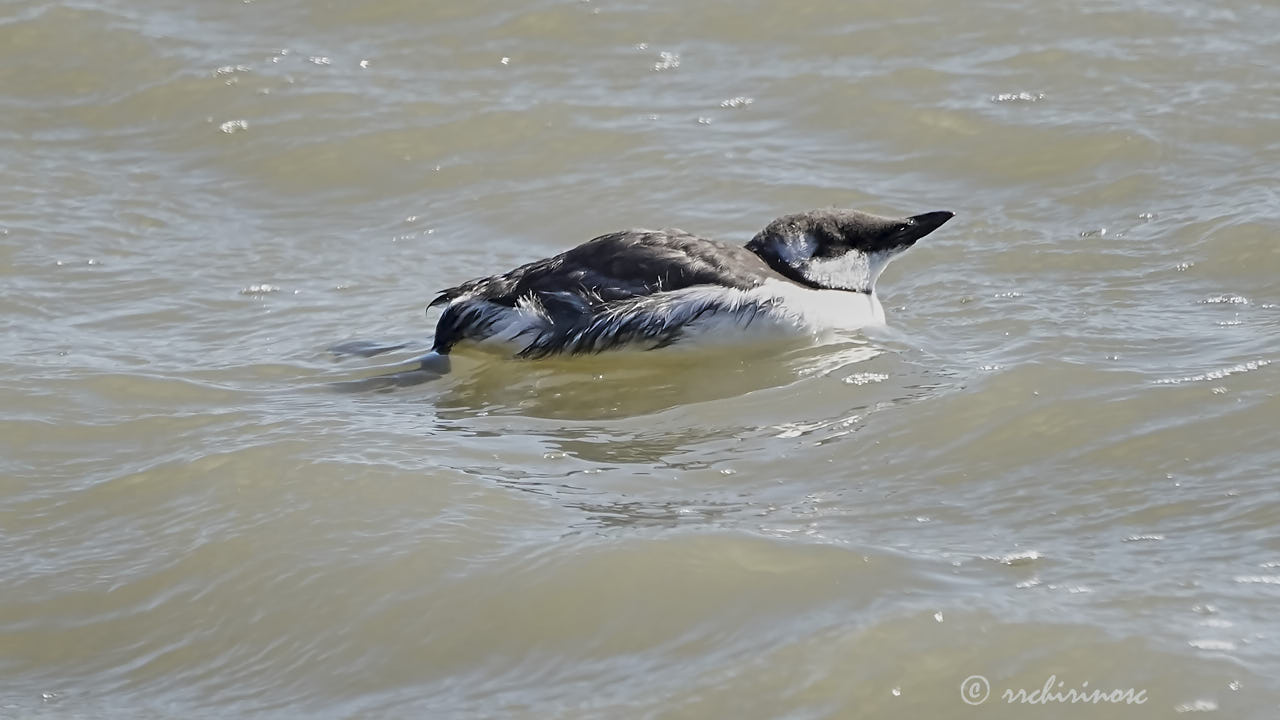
left=2, top=0, right=1278, bottom=717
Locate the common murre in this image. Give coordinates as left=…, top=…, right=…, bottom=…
left=414, top=208, right=953, bottom=369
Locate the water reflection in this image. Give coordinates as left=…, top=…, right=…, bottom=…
left=565, top=498, right=753, bottom=530
left=324, top=335, right=895, bottom=420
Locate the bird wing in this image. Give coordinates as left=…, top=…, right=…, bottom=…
left=428, top=229, right=778, bottom=354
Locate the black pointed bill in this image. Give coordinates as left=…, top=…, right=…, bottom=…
left=896, top=210, right=955, bottom=247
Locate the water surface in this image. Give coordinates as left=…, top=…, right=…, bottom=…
left=2, top=0, right=1278, bottom=716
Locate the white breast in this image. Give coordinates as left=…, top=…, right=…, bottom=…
left=665, top=281, right=884, bottom=349
left=451, top=280, right=887, bottom=356
left=746, top=279, right=886, bottom=332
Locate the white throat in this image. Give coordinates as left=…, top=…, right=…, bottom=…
left=799, top=243, right=898, bottom=295
left=766, top=233, right=901, bottom=293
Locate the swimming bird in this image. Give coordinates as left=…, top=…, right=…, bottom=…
left=419, top=208, right=953, bottom=367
